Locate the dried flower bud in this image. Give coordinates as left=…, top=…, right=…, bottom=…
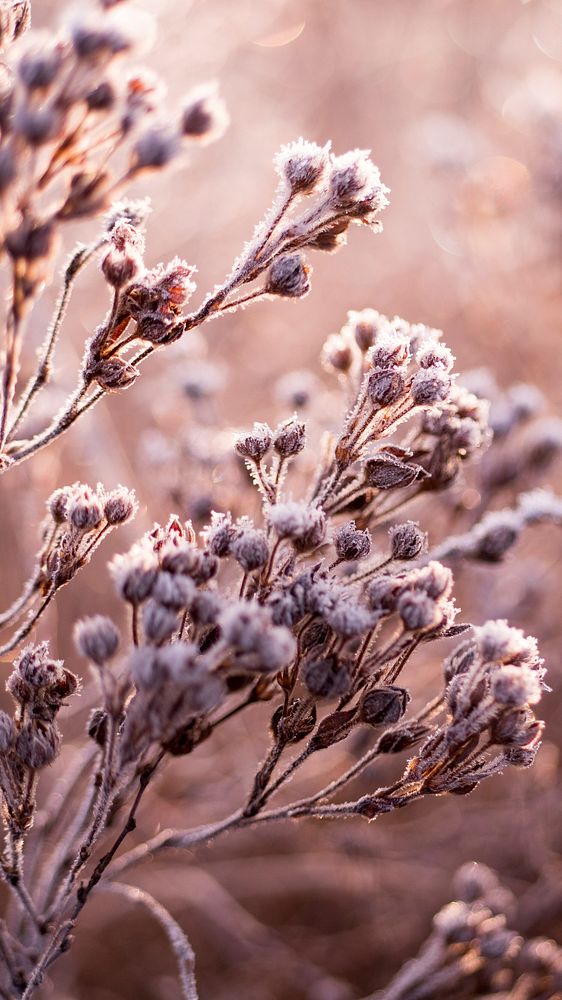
left=302, top=655, right=351, bottom=699
left=411, top=368, right=451, bottom=406
left=275, top=138, right=330, bottom=194
left=204, top=512, right=235, bottom=557
left=364, top=453, right=422, bottom=490
left=152, top=571, right=195, bottom=610
left=19, top=45, right=63, bottom=90
left=16, top=643, right=64, bottom=687
left=231, top=529, right=269, bottom=572
left=131, top=124, right=180, bottom=172
left=367, top=368, right=405, bottom=407
left=268, top=500, right=326, bottom=551
left=397, top=590, right=439, bottom=632
left=334, top=520, right=372, bottom=561
left=273, top=415, right=306, bottom=457
left=266, top=253, right=311, bottom=299
left=347, top=308, right=386, bottom=352
left=47, top=485, right=73, bottom=524
left=417, top=343, right=455, bottom=372
left=329, top=149, right=388, bottom=211
left=142, top=600, right=178, bottom=643
left=389, top=521, right=427, bottom=561
left=235, top=422, right=273, bottom=461
left=360, top=685, right=410, bottom=725
left=111, top=544, right=158, bottom=604
left=365, top=575, right=400, bottom=613
left=5, top=217, right=56, bottom=261
left=74, top=616, right=120, bottom=665
left=473, top=512, right=519, bottom=562
left=492, top=665, right=541, bottom=707
left=16, top=721, right=60, bottom=769
left=91, top=356, right=140, bottom=391
left=103, top=486, right=137, bottom=525
left=322, top=333, right=354, bottom=373
left=181, top=83, right=229, bottom=144
left=68, top=486, right=103, bottom=531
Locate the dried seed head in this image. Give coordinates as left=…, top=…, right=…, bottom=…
left=334, top=520, right=372, bottom=561
left=74, top=616, right=120, bottom=665
left=47, top=485, right=74, bottom=524
left=389, top=521, right=427, bottom=561
left=235, top=422, right=272, bottom=461
left=364, top=453, right=422, bottom=490
left=302, top=654, right=351, bottom=699
left=142, top=600, right=178, bottom=643
left=321, top=333, right=354, bottom=373
left=273, top=415, right=306, bottom=457
left=275, top=138, right=330, bottom=194
left=397, top=590, right=439, bottom=632
left=68, top=485, right=104, bottom=532
left=91, top=356, right=140, bottom=391
left=152, top=571, right=195, bottom=610
left=413, top=561, right=453, bottom=599
left=266, top=253, right=311, bottom=298
left=268, top=500, right=326, bottom=550
left=346, top=308, right=387, bottom=352
left=474, top=620, right=539, bottom=666
left=15, top=643, right=64, bottom=688
left=492, top=665, right=542, bottom=707
left=102, top=222, right=144, bottom=288
left=360, top=685, right=410, bottom=726
left=367, top=368, right=405, bottom=407
left=103, top=486, right=137, bottom=525
left=231, top=529, right=269, bottom=572
left=19, top=44, right=63, bottom=90
left=110, top=543, right=158, bottom=604
left=131, top=124, right=180, bottom=171
left=16, top=720, right=60, bottom=769
left=473, top=510, right=520, bottom=562
left=324, top=600, right=373, bottom=638
left=181, top=83, right=229, bottom=143
left=203, top=511, right=235, bottom=557
left=328, top=149, right=388, bottom=211
left=365, top=574, right=400, bottom=613
left=411, top=368, right=452, bottom=406
left=416, top=343, right=455, bottom=372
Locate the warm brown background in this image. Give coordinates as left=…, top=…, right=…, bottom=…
left=2, top=1, right=562, bottom=997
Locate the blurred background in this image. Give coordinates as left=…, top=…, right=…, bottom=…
left=3, top=0, right=562, bottom=997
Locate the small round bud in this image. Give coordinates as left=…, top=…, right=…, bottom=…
left=181, top=83, right=229, bottom=144
left=273, top=415, right=306, bottom=457
left=360, top=685, right=410, bottom=726
left=68, top=486, right=104, bottom=532
left=492, top=665, right=541, bottom=707
left=268, top=500, right=326, bottom=551
left=329, top=150, right=387, bottom=210
left=231, top=529, right=269, bottom=572
left=91, top=356, right=139, bottom=391
left=131, top=125, right=180, bottom=172
left=266, top=253, right=311, bottom=299
left=334, top=521, right=372, bottom=561
left=152, top=571, right=195, bottom=611
left=411, top=369, right=451, bottom=406
left=302, top=655, right=351, bottom=699
left=235, top=422, right=272, bottom=461
left=74, top=616, right=120, bottom=665
left=367, top=368, right=405, bottom=407
left=103, top=486, right=137, bottom=525
left=204, top=512, right=235, bottom=557
left=47, top=486, right=73, bottom=524
left=389, top=521, right=427, bottom=561
left=16, top=721, right=60, bottom=769
left=142, top=600, right=178, bottom=643
left=275, top=138, right=330, bottom=195
left=416, top=343, right=455, bottom=372
left=365, top=575, right=400, bottom=613
left=397, top=590, right=439, bottom=631
left=321, top=333, right=354, bottom=373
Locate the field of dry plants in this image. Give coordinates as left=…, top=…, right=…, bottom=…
left=0, top=0, right=562, bottom=998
